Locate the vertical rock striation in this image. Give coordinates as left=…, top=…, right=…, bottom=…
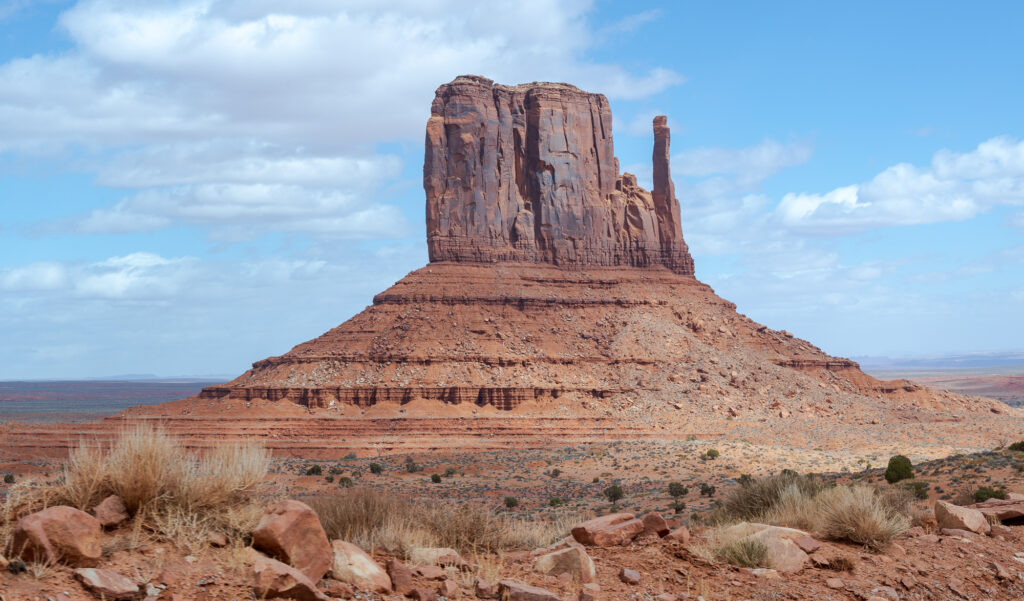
left=424, top=75, right=694, bottom=275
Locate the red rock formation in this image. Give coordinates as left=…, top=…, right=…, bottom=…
left=425, top=75, right=693, bottom=274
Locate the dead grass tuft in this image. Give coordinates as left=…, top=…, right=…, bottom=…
left=306, top=488, right=582, bottom=555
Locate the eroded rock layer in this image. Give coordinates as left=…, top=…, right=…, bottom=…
left=425, top=75, right=693, bottom=274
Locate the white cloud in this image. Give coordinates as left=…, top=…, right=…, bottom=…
left=598, top=9, right=661, bottom=35
left=675, top=139, right=814, bottom=179
left=0, top=262, right=69, bottom=291
left=776, top=137, right=1024, bottom=232
left=1, top=252, right=197, bottom=299
left=1, top=0, right=683, bottom=237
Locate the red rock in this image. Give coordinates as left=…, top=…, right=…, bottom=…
left=207, top=532, right=228, bottom=547
left=410, top=589, right=437, bottom=601
left=12, top=506, right=102, bottom=567
left=252, top=500, right=332, bottom=582
left=410, top=546, right=465, bottom=568
left=619, top=568, right=641, bottom=585
left=440, top=579, right=459, bottom=598
left=991, top=523, right=1013, bottom=537
left=794, top=536, right=821, bottom=553
left=939, top=528, right=978, bottom=537
left=74, top=568, right=141, bottom=600
left=424, top=76, right=693, bottom=275
left=969, top=498, right=1024, bottom=522
left=578, top=583, right=601, bottom=601
left=664, top=526, right=690, bottom=544
left=474, top=577, right=498, bottom=599
left=935, top=501, right=990, bottom=535
left=826, top=577, right=844, bottom=589
left=330, top=540, right=391, bottom=593
left=247, top=549, right=329, bottom=601
left=497, top=580, right=560, bottom=601
left=416, top=565, right=446, bottom=580
left=324, top=579, right=354, bottom=598
left=533, top=545, right=596, bottom=583
left=916, top=534, right=940, bottom=543
left=993, top=561, right=1012, bottom=580
left=91, top=495, right=129, bottom=528
left=571, top=513, right=643, bottom=547
left=641, top=513, right=670, bottom=537
left=386, top=558, right=416, bottom=596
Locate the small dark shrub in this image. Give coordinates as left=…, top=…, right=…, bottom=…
left=329, top=466, right=343, bottom=475
left=405, top=458, right=421, bottom=473
left=603, top=485, right=624, bottom=504
left=305, top=464, right=323, bottom=476
left=431, top=474, right=442, bottom=483
left=974, top=486, right=1007, bottom=502
left=668, top=482, right=688, bottom=499
left=338, top=476, right=353, bottom=488
left=702, top=449, right=720, bottom=460
left=670, top=500, right=686, bottom=514
left=444, top=467, right=457, bottom=477
left=344, top=451, right=357, bottom=459
left=324, top=475, right=334, bottom=483
left=884, top=455, right=913, bottom=483
left=549, top=497, right=566, bottom=507
left=3, top=473, right=14, bottom=484
left=592, top=477, right=599, bottom=483
left=700, top=483, right=716, bottom=497
left=504, top=496, right=519, bottom=509
left=549, top=468, right=562, bottom=478
left=369, top=462, right=383, bottom=475
left=900, top=480, right=930, bottom=500
left=1007, top=441, right=1024, bottom=452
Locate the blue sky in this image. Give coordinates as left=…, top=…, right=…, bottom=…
left=1, top=0, right=1022, bottom=379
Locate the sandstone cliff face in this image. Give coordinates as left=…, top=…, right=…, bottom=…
left=424, top=75, right=694, bottom=274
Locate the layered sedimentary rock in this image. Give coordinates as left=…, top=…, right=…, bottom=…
left=424, top=75, right=693, bottom=274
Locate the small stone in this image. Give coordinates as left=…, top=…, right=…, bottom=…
left=826, top=578, right=844, bottom=589
left=993, top=561, right=1012, bottom=580
left=641, top=513, right=670, bottom=537
left=664, top=526, right=690, bottom=544
left=750, top=568, right=778, bottom=579
left=619, top=568, right=641, bottom=585
left=91, top=495, right=129, bottom=528
left=13, top=506, right=102, bottom=567
left=252, top=499, right=332, bottom=582
left=497, top=580, right=561, bottom=601
left=324, top=579, right=354, bottom=599
left=440, top=579, right=459, bottom=597
left=386, top=558, right=416, bottom=596
left=578, top=582, right=601, bottom=601
left=74, top=568, right=141, bottom=601
left=410, top=588, right=437, bottom=601
left=793, top=536, right=820, bottom=553
left=475, top=577, right=498, bottom=599
left=416, top=565, right=446, bottom=580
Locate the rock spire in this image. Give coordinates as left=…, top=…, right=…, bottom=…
left=424, top=75, right=694, bottom=275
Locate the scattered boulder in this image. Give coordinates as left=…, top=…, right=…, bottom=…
left=323, top=579, right=354, bottom=599
left=91, top=495, right=129, bottom=528
left=329, top=540, right=392, bottom=593
left=825, top=577, right=844, bottom=590
left=991, top=523, right=1013, bottom=538
left=721, top=523, right=809, bottom=573
left=641, top=513, right=670, bottom=537
left=410, top=546, right=466, bottom=568
left=664, top=526, right=690, bottom=544
left=74, top=568, right=141, bottom=600
left=475, top=577, right=498, bottom=599
left=247, top=549, right=329, bottom=601
left=12, top=506, right=102, bottom=567
left=252, top=500, right=332, bottom=582
left=440, top=579, right=459, bottom=597
left=618, top=568, right=641, bottom=585
left=571, top=513, right=644, bottom=547
left=497, top=580, right=561, bottom=601
left=794, top=536, right=820, bottom=554
left=416, top=565, right=446, bottom=580
left=969, top=498, right=1024, bottom=522
left=410, top=589, right=437, bottom=601
left=386, top=558, right=415, bottom=596
left=578, top=583, right=601, bottom=601
left=935, top=501, right=990, bottom=535
left=533, top=545, right=596, bottom=583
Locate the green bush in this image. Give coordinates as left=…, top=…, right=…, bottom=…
left=328, top=466, right=343, bottom=475
left=703, top=449, right=720, bottom=460
left=444, top=467, right=457, bottom=477
left=324, top=475, right=334, bottom=483
left=884, top=455, right=913, bottom=483
left=670, top=500, right=686, bottom=514
left=431, top=474, right=442, bottom=483
left=369, top=462, right=383, bottom=475
left=717, top=471, right=830, bottom=521
left=668, top=482, right=688, bottom=499
left=305, top=464, right=323, bottom=476
left=899, top=480, right=930, bottom=500
left=3, top=473, right=14, bottom=484
left=404, top=457, right=421, bottom=473
left=974, top=486, right=1007, bottom=502
left=548, top=497, right=566, bottom=507
left=603, top=485, right=624, bottom=504
left=592, top=477, right=599, bottom=483
left=1007, top=441, right=1024, bottom=452
left=716, top=538, right=767, bottom=567
left=700, top=483, right=716, bottom=497
left=504, top=496, right=519, bottom=509
left=338, top=476, right=353, bottom=488
left=549, top=468, right=562, bottom=478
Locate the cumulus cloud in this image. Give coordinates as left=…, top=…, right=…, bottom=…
left=1, top=252, right=198, bottom=299
left=1, top=0, right=682, bottom=237
left=776, top=137, right=1024, bottom=232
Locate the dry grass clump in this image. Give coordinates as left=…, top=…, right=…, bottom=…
left=306, top=488, right=581, bottom=555
left=3, top=423, right=273, bottom=554
left=713, top=473, right=910, bottom=551
left=715, top=537, right=767, bottom=568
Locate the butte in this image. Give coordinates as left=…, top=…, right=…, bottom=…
left=3, top=75, right=1017, bottom=460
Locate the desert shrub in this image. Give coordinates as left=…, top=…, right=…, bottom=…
left=715, top=538, right=767, bottom=567
left=815, top=485, right=909, bottom=550
left=16, top=423, right=273, bottom=551
left=717, top=471, right=830, bottom=522
left=305, top=464, right=322, bottom=476
left=1007, top=441, right=1024, bottom=452
left=444, top=467, right=457, bottom=477
left=705, top=449, right=720, bottom=459
left=404, top=457, right=421, bottom=473
left=671, top=500, right=686, bottom=514
left=338, top=477, right=353, bottom=488
left=308, top=489, right=580, bottom=554
left=369, top=462, right=383, bottom=475
left=324, top=475, right=334, bottom=483
left=899, top=480, right=930, bottom=500
left=504, top=497, right=519, bottom=509
left=549, top=497, right=566, bottom=507
left=884, top=455, right=913, bottom=483
left=592, top=477, right=599, bottom=483
left=344, top=452, right=357, bottom=459
left=700, top=483, right=716, bottom=498
left=430, top=474, right=442, bottom=484
left=549, top=468, right=561, bottom=478
left=668, top=482, right=688, bottom=498
left=3, top=474, right=14, bottom=484
left=974, top=486, right=1007, bottom=502
left=603, top=485, right=624, bottom=504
